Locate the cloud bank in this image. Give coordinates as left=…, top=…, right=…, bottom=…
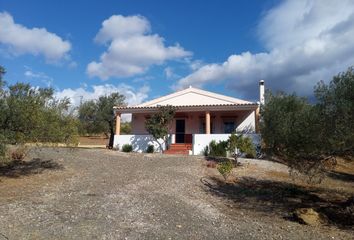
left=176, top=0, right=354, bottom=98
left=55, top=83, right=150, bottom=121
left=55, top=84, right=150, bottom=107
left=87, top=15, right=192, bottom=79
left=0, top=12, right=71, bottom=62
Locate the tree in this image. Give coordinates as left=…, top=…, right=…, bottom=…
left=78, top=93, right=126, bottom=148
left=0, top=82, right=79, bottom=145
left=145, top=105, right=175, bottom=151
left=0, top=66, right=79, bottom=163
left=260, top=91, right=332, bottom=183
left=314, top=67, right=354, bottom=157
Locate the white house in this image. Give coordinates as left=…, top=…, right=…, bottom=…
left=113, top=81, right=265, bottom=155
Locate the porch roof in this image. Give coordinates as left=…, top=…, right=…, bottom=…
left=114, top=102, right=258, bottom=114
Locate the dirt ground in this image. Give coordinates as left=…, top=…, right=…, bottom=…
left=0, top=148, right=353, bottom=240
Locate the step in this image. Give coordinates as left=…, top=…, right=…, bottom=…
left=169, top=144, right=192, bottom=150
left=163, top=150, right=189, bottom=155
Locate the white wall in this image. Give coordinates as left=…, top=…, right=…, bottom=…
left=114, top=135, right=166, bottom=153
left=192, top=133, right=260, bottom=155
left=236, top=111, right=256, bottom=133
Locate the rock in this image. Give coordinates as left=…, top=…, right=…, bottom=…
left=293, top=208, right=324, bottom=226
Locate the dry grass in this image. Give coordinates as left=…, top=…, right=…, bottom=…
left=79, top=136, right=108, bottom=145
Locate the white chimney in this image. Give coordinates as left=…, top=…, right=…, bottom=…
left=259, top=80, right=265, bottom=105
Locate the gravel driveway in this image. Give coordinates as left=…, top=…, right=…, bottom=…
left=0, top=148, right=352, bottom=239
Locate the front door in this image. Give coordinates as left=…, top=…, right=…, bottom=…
left=175, top=119, right=185, bottom=143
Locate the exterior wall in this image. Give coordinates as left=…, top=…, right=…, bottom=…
left=236, top=111, right=256, bottom=133
left=193, top=133, right=261, bottom=155
left=131, top=113, right=149, bottom=134
left=114, top=134, right=166, bottom=153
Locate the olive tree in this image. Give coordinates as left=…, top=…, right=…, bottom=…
left=78, top=93, right=126, bottom=148
left=145, top=105, right=175, bottom=152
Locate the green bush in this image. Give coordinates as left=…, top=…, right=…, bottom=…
left=0, top=142, right=6, bottom=164
left=217, top=160, right=233, bottom=181
left=0, top=134, right=7, bottom=165
left=208, top=140, right=228, bottom=157
left=122, top=144, right=133, bottom=152
left=146, top=144, right=154, bottom=153
left=228, top=133, right=256, bottom=158
left=202, top=145, right=209, bottom=156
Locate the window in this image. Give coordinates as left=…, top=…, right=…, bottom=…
left=224, top=121, right=235, bottom=133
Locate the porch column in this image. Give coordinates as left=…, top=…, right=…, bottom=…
left=205, top=111, right=211, bottom=134
left=115, top=112, right=121, bottom=135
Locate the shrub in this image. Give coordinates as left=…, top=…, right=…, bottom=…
left=122, top=144, right=133, bottom=152
left=146, top=144, right=154, bottom=153
left=202, top=145, right=209, bottom=156
left=217, top=160, right=233, bottom=181
left=10, top=145, right=28, bottom=161
left=228, top=133, right=256, bottom=158
left=208, top=140, right=228, bottom=157
left=0, top=142, right=7, bottom=165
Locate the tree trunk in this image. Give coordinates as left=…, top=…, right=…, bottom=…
left=108, top=124, right=114, bottom=149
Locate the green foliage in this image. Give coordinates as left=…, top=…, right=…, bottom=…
left=260, top=91, right=321, bottom=160
left=146, top=144, right=154, bottom=153
left=0, top=67, right=79, bottom=147
left=0, top=134, right=6, bottom=164
left=206, top=140, right=228, bottom=157
left=314, top=67, right=354, bottom=156
left=145, top=105, right=175, bottom=150
left=202, top=145, right=209, bottom=156
left=122, top=144, right=133, bottom=152
left=121, top=122, right=132, bottom=134
left=217, top=160, right=233, bottom=181
left=78, top=93, right=126, bottom=147
left=228, top=133, right=256, bottom=158
left=260, top=67, right=354, bottom=183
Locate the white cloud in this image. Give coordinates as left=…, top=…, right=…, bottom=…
left=55, top=84, right=150, bottom=121
left=176, top=0, right=354, bottom=98
left=24, top=68, right=53, bottom=87
left=164, top=66, right=180, bottom=79
left=87, top=15, right=192, bottom=79
left=0, top=12, right=71, bottom=62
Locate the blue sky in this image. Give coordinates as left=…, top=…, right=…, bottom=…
left=1, top=0, right=354, bottom=106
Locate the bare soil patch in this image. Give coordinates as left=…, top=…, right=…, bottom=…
left=0, top=148, right=353, bottom=239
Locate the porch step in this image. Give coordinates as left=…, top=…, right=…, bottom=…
left=169, top=143, right=192, bottom=150
left=163, top=143, right=192, bottom=155
left=163, top=149, right=189, bottom=155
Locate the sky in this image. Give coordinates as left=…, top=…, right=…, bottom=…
left=1, top=0, right=354, bottom=108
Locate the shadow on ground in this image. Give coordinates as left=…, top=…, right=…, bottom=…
left=0, top=158, right=63, bottom=178
left=327, top=171, right=354, bottom=183
left=201, top=176, right=354, bottom=229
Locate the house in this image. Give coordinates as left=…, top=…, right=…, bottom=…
left=113, top=81, right=265, bottom=155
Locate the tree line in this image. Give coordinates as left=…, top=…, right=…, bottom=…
left=0, top=65, right=128, bottom=161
